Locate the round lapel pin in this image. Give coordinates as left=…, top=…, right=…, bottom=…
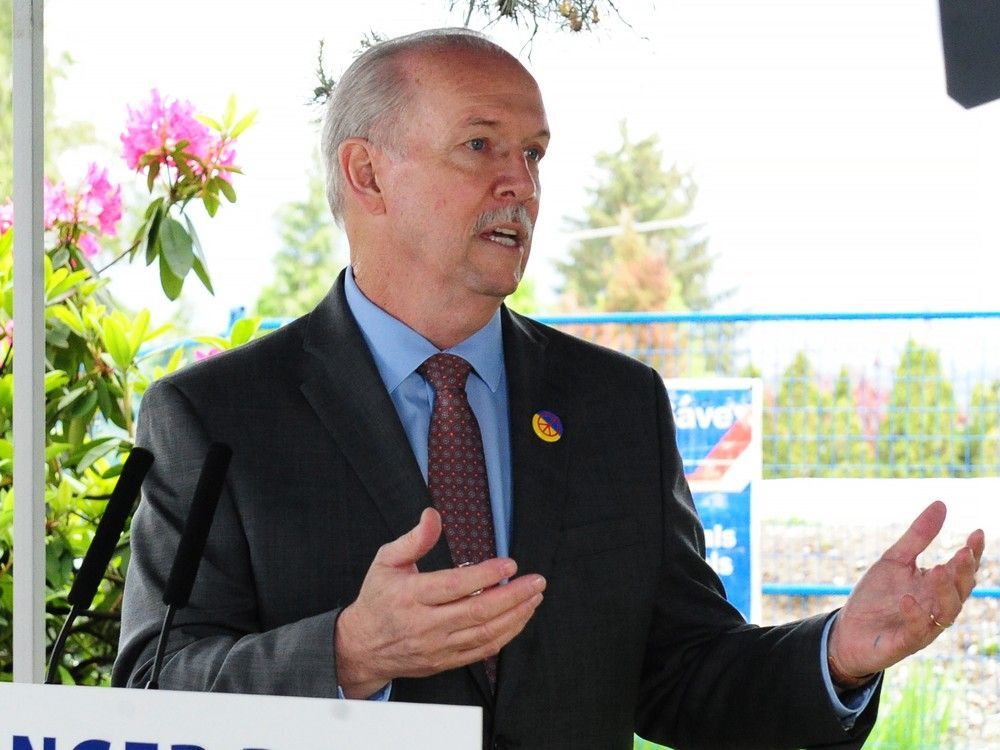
left=532, top=410, right=563, bottom=443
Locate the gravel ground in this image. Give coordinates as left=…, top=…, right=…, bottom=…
left=760, top=522, right=1000, bottom=748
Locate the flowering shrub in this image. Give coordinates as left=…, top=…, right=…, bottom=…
left=0, top=92, right=254, bottom=684
left=119, top=90, right=255, bottom=299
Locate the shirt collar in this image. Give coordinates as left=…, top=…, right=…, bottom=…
left=344, top=267, right=503, bottom=394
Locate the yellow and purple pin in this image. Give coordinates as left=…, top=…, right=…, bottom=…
left=532, top=410, right=563, bottom=443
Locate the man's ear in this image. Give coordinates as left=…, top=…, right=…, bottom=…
left=338, top=138, right=386, bottom=215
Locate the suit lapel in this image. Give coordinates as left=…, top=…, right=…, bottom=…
left=496, top=310, right=572, bottom=708
left=298, top=272, right=453, bottom=573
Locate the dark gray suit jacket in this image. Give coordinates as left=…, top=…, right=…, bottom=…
left=114, top=272, right=879, bottom=749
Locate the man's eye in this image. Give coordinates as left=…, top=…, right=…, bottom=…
left=524, top=146, right=544, bottom=163
left=467, top=138, right=486, bottom=151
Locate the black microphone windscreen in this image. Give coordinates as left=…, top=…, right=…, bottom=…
left=67, top=447, right=155, bottom=609
left=940, top=0, right=1000, bottom=108
left=162, top=442, right=233, bottom=608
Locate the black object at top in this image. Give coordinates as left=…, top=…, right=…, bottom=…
left=940, top=0, right=1000, bottom=108
left=67, top=447, right=154, bottom=609
left=162, top=442, right=233, bottom=608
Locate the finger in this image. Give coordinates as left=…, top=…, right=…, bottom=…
left=882, top=500, right=947, bottom=566
left=966, top=529, right=986, bottom=569
left=927, top=564, right=963, bottom=624
left=446, top=592, right=544, bottom=658
left=442, top=573, right=547, bottom=629
left=415, top=557, right=521, bottom=606
left=899, top=592, right=933, bottom=650
left=374, top=507, right=443, bottom=569
left=946, top=545, right=978, bottom=601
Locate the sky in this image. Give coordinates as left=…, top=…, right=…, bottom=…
left=38, top=0, right=1000, bottom=333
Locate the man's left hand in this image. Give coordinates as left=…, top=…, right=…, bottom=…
left=827, top=500, right=985, bottom=683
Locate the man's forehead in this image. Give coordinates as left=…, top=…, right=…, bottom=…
left=401, top=50, right=548, bottom=127
left=457, top=113, right=551, bottom=142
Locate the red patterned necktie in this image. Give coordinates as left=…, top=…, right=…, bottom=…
left=418, top=353, right=498, bottom=688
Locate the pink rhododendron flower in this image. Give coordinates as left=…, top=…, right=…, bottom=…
left=195, top=347, right=222, bottom=361
left=77, top=232, right=101, bottom=259
left=43, top=180, right=74, bottom=229
left=1, top=163, right=120, bottom=244
left=121, top=89, right=214, bottom=171
left=0, top=200, right=12, bottom=236
left=77, top=164, right=122, bottom=236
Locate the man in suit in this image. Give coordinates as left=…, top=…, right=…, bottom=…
left=114, top=28, right=985, bottom=749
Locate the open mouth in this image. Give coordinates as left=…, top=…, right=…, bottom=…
left=481, top=226, right=522, bottom=247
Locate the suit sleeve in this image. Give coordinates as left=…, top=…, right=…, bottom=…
left=112, top=378, right=343, bottom=697
left=634, top=368, right=881, bottom=750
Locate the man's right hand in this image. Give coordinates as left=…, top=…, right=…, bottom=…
left=334, top=507, right=547, bottom=698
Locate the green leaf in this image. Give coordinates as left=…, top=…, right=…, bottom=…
left=45, top=442, right=72, bottom=462
left=203, top=192, right=220, bottom=218
left=165, top=346, right=185, bottom=373
left=127, top=309, right=151, bottom=355
left=194, top=335, right=230, bottom=350
left=229, top=317, right=260, bottom=347
left=70, top=389, right=99, bottom=420
left=95, top=378, right=125, bottom=430
left=175, top=154, right=195, bottom=181
left=183, top=214, right=215, bottom=294
left=48, top=305, right=86, bottom=336
left=223, top=94, right=237, bottom=128
left=101, top=315, right=132, bottom=370
left=159, top=217, right=194, bottom=280
left=146, top=160, right=161, bottom=192
left=195, top=114, right=224, bottom=131
left=0, top=439, right=11, bottom=460
left=146, top=204, right=165, bottom=266
left=75, top=437, right=122, bottom=474
left=143, top=197, right=165, bottom=220
left=230, top=109, right=258, bottom=138
left=56, top=385, right=88, bottom=412
left=50, top=246, right=70, bottom=269
left=192, top=256, right=214, bottom=294
left=43, top=370, right=70, bottom=393
left=218, top=178, right=237, bottom=203
left=158, top=253, right=184, bottom=301
left=46, top=268, right=90, bottom=302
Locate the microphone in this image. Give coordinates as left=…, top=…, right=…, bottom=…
left=45, top=447, right=154, bottom=684
left=146, top=442, right=232, bottom=689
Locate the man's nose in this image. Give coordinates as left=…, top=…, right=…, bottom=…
left=493, top=152, right=538, bottom=203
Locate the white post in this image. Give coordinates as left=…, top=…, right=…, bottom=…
left=12, top=0, right=47, bottom=684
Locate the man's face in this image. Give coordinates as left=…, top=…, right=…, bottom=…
left=373, top=48, right=550, bottom=305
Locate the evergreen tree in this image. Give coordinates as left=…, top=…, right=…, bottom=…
left=828, top=367, right=875, bottom=476
left=255, top=156, right=345, bottom=319
left=556, top=121, right=717, bottom=311
left=878, top=340, right=960, bottom=477
left=961, top=380, right=1000, bottom=476
left=764, top=351, right=833, bottom=478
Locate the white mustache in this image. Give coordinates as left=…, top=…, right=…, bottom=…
left=473, top=205, right=533, bottom=243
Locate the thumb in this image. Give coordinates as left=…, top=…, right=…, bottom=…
left=375, top=507, right=443, bottom=569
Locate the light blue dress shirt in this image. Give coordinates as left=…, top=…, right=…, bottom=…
left=344, top=268, right=513, bottom=557
left=339, top=268, right=877, bottom=721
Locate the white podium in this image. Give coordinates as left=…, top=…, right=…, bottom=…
left=0, top=683, right=481, bottom=749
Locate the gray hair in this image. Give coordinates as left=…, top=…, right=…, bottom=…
left=321, top=28, right=516, bottom=225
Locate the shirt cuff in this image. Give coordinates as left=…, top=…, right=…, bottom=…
left=336, top=681, right=393, bottom=701
left=820, top=613, right=881, bottom=728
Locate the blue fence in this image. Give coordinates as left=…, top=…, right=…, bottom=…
left=532, top=310, right=1000, bottom=481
